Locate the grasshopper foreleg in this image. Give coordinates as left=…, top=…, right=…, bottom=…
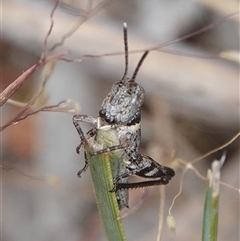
left=73, top=115, right=97, bottom=176
left=73, top=115, right=97, bottom=153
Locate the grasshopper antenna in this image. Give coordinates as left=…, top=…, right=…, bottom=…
left=131, top=51, right=149, bottom=82
left=122, top=22, right=128, bottom=81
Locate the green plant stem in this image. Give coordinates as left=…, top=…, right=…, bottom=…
left=85, top=146, right=126, bottom=241
left=202, top=161, right=220, bottom=241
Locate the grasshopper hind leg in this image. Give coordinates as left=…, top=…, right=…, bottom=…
left=113, top=154, right=175, bottom=190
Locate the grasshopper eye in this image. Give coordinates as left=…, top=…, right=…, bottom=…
left=118, top=81, right=124, bottom=87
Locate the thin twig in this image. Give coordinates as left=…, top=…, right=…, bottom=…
left=156, top=186, right=165, bottom=241
left=41, top=0, right=60, bottom=59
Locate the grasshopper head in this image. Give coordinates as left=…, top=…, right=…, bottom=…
left=99, top=79, right=145, bottom=124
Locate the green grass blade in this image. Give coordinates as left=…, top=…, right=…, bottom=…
left=202, top=160, right=221, bottom=241
left=85, top=146, right=126, bottom=241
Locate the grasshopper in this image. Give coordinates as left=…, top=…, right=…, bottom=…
left=73, top=23, right=175, bottom=210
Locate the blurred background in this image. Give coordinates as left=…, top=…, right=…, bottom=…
left=1, top=0, right=239, bottom=240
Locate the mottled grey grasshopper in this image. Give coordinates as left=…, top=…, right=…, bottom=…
left=73, top=23, right=175, bottom=210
